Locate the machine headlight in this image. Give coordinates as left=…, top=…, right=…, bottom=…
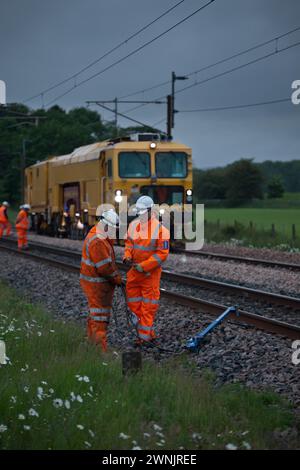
left=83, top=209, right=88, bottom=213
left=159, top=208, right=165, bottom=215
left=75, top=212, right=80, bottom=218
left=115, top=190, right=123, bottom=203
left=150, top=142, right=156, bottom=149
left=186, top=189, right=192, bottom=196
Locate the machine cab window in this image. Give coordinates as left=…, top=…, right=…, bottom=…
left=119, top=152, right=150, bottom=178
left=155, top=152, right=187, bottom=178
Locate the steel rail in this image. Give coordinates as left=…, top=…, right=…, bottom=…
left=0, top=242, right=299, bottom=340
left=2, top=238, right=300, bottom=310
left=173, top=247, right=300, bottom=271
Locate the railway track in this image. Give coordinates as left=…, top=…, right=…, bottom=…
left=2, top=237, right=300, bottom=310
left=0, top=240, right=299, bottom=340
left=172, top=247, right=300, bottom=271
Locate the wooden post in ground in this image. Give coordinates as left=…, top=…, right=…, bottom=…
left=271, top=224, right=275, bottom=238
left=122, top=351, right=142, bottom=376
left=292, top=224, right=296, bottom=241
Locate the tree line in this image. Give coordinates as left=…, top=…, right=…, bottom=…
left=193, top=159, right=299, bottom=205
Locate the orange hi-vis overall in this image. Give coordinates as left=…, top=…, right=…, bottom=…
left=80, top=225, right=121, bottom=351
left=0, top=205, right=11, bottom=238
left=15, top=209, right=29, bottom=249
left=124, top=214, right=170, bottom=342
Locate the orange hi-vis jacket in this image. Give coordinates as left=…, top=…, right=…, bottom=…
left=15, top=209, right=29, bottom=231
left=124, top=213, right=170, bottom=342
left=80, top=225, right=120, bottom=291
left=124, top=213, right=170, bottom=272
left=0, top=205, right=8, bottom=224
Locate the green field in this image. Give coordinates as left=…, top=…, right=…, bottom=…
left=0, top=282, right=296, bottom=450
left=204, top=208, right=300, bottom=235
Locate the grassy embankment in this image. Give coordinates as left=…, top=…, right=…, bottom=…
left=202, top=200, right=300, bottom=248
left=0, top=282, right=297, bottom=450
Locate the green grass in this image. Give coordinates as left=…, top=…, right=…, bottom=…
left=0, top=282, right=296, bottom=450
left=204, top=208, right=299, bottom=233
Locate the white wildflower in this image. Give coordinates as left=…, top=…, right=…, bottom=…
left=88, top=429, right=95, bottom=438
left=84, top=441, right=92, bottom=448
left=49, top=388, right=54, bottom=394
left=243, top=441, right=251, bottom=450
left=241, top=430, right=249, bottom=436
left=102, top=362, right=108, bottom=366
left=23, top=425, right=31, bottom=431
left=50, top=330, right=55, bottom=333
left=119, top=432, right=130, bottom=440
left=0, top=424, right=8, bottom=433
left=41, top=381, right=47, bottom=385
left=192, top=432, right=202, bottom=440
left=64, top=400, right=71, bottom=410
left=132, top=446, right=142, bottom=450
left=77, top=425, right=84, bottom=430
left=156, top=442, right=163, bottom=447
left=153, top=424, right=163, bottom=432
left=83, top=376, right=90, bottom=383
left=225, top=443, right=238, bottom=450
left=37, top=332, right=42, bottom=336
left=23, top=386, right=29, bottom=393
left=18, top=414, right=26, bottom=420
left=143, top=432, right=151, bottom=438
left=89, top=386, right=93, bottom=393
left=156, top=431, right=164, bottom=438
left=77, top=395, right=83, bottom=403
left=37, top=387, right=44, bottom=396
left=10, top=396, right=17, bottom=404
left=70, top=392, right=76, bottom=401
left=53, top=398, right=63, bottom=408
left=28, top=408, right=39, bottom=418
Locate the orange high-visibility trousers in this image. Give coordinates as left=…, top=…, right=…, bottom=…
left=126, top=268, right=161, bottom=341
left=0, top=221, right=11, bottom=238
left=16, top=229, right=28, bottom=249
left=80, top=281, right=115, bottom=352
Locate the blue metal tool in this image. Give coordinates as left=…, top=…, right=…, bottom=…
left=186, top=306, right=238, bottom=352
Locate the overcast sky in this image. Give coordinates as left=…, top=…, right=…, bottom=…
left=1, top=0, right=300, bottom=168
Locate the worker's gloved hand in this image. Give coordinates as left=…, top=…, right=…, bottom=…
left=123, top=257, right=132, bottom=266
left=134, top=263, right=144, bottom=273
left=112, top=274, right=122, bottom=286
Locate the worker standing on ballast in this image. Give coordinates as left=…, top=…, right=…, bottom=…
left=0, top=201, right=12, bottom=239
left=15, top=204, right=30, bottom=250
left=80, top=208, right=122, bottom=352
left=123, top=195, right=170, bottom=345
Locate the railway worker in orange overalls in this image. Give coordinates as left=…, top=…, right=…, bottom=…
left=80, top=208, right=122, bottom=352
left=123, top=196, right=170, bottom=345
left=0, top=201, right=12, bottom=238
left=15, top=204, right=30, bottom=250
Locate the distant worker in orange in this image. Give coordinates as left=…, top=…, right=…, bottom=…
left=15, top=204, right=30, bottom=250
left=0, top=201, right=12, bottom=239
left=123, top=196, right=170, bottom=345
left=80, top=208, right=122, bottom=352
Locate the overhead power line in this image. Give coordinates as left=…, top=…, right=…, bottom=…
left=23, top=0, right=187, bottom=104
left=43, top=0, right=216, bottom=107
left=179, top=97, right=291, bottom=112
left=120, top=25, right=300, bottom=110
left=176, top=39, right=300, bottom=96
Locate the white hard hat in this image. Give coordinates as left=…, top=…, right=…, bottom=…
left=2, top=201, right=9, bottom=207
left=135, top=195, right=154, bottom=215
left=96, top=208, right=119, bottom=228
left=23, top=204, right=31, bottom=210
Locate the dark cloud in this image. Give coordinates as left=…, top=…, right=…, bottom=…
left=1, top=0, right=299, bottom=167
